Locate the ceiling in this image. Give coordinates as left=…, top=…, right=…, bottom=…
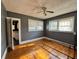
left=2, top=0, right=77, bottom=19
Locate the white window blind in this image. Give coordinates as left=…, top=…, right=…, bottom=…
left=48, top=20, right=57, bottom=31
left=59, top=17, right=74, bottom=32
left=48, top=16, right=74, bottom=32
left=28, top=19, right=43, bottom=31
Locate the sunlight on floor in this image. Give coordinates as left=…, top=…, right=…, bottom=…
left=19, top=48, right=50, bottom=59
left=15, top=43, right=35, bottom=49
left=20, top=53, right=34, bottom=59
left=35, top=48, right=50, bottom=59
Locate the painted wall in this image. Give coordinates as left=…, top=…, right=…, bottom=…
left=7, top=11, right=77, bottom=46
left=44, top=11, right=77, bottom=45
left=1, top=3, right=7, bottom=57
left=7, top=11, right=44, bottom=41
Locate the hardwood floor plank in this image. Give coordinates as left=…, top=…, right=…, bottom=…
left=42, top=39, right=76, bottom=58
left=39, top=43, right=67, bottom=59
left=6, top=39, right=76, bottom=59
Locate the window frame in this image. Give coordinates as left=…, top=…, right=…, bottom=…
left=48, top=20, right=58, bottom=31
left=47, top=16, right=75, bottom=33
left=28, top=19, right=43, bottom=32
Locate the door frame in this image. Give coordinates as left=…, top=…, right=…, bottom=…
left=6, top=17, right=21, bottom=50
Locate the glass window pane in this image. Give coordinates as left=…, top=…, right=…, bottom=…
left=28, top=19, right=43, bottom=31
left=37, top=26, right=43, bottom=31
left=48, top=20, right=57, bottom=31
left=47, top=16, right=74, bottom=32
left=59, top=26, right=72, bottom=31
left=29, top=27, right=36, bottom=31
left=59, top=17, right=74, bottom=32
left=59, top=20, right=71, bottom=26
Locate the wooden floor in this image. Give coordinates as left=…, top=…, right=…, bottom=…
left=6, top=39, right=76, bottom=59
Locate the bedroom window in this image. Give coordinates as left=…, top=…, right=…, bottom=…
left=48, top=20, right=58, bottom=31
left=59, top=17, right=74, bottom=32
left=48, top=16, right=74, bottom=32
left=28, top=19, right=43, bottom=31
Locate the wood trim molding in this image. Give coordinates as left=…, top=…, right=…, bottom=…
left=44, top=37, right=74, bottom=49
left=20, top=37, right=45, bottom=44
left=20, top=37, right=74, bottom=49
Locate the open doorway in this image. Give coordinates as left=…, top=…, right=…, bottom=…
left=11, top=18, right=21, bottom=49
left=12, top=20, right=19, bottom=45
left=6, top=17, right=21, bottom=50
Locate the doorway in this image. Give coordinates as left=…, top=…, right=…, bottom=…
left=6, top=17, right=21, bottom=50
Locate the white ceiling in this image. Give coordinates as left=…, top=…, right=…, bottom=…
left=2, top=0, right=77, bottom=19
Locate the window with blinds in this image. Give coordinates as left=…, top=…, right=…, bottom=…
left=47, top=16, right=74, bottom=32
left=28, top=19, right=43, bottom=31
left=48, top=20, right=58, bottom=31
